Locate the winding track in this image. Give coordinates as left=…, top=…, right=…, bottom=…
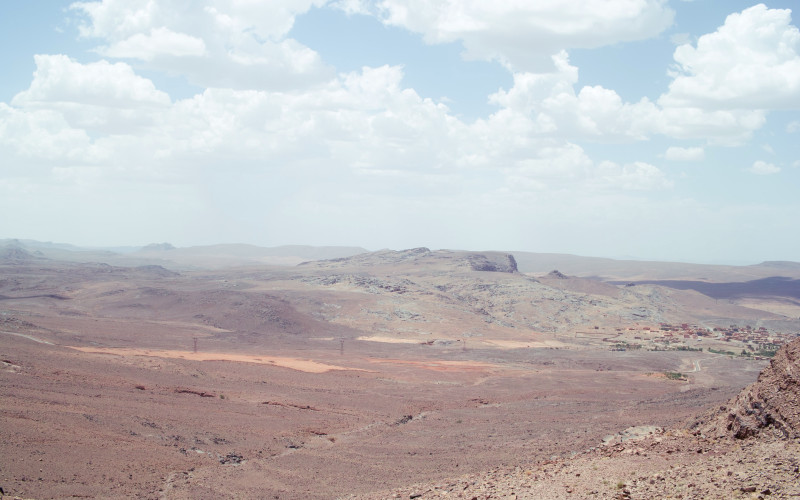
left=0, top=330, right=53, bottom=345
left=689, top=356, right=719, bottom=373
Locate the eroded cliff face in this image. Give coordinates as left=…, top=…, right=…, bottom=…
left=463, top=253, right=518, bottom=273
left=695, top=337, right=800, bottom=440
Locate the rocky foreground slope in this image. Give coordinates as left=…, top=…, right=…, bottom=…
left=693, top=336, right=800, bottom=441
left=351, top=338, right=800, bottom=499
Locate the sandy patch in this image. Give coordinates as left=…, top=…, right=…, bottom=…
left=367, top=358, right=496, bottom=372
left=733, top=298, right=800, bottom=317
left=145, top=320, right=232, bottom=334
left=479, top=339, right=567, bottom=349
left=357, top=335, right=426, bottom=344
left=357, top=336, right=567, bottom=349
left=67, top=346, right=366, bottom=373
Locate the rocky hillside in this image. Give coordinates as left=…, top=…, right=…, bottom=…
left=693, top=336, right=800, bottom=440
left=0, top=244, right=45, bottom=263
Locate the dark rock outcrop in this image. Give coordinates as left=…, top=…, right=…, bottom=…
left=134, top=265, right=180, bottom=277
left=465, top=253, right=517, bottom=273
left=693, top=337, right=800, bottom=440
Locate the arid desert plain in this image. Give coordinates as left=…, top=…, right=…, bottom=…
left=2, top=240, right=800, bottom=499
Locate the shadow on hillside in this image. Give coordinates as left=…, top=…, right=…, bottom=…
left=610, top=276, right=800, bottom=301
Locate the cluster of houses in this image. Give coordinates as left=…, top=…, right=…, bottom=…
left=656, top=322, right=792, bottom=349
left=606, top=322, right=796, bottom=353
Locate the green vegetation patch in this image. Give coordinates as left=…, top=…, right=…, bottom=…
left=754, top=349, right=777, bottom=358
left=708, top=348, right=737, bottom=356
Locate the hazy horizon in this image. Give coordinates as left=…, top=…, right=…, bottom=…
left=4, top=235, right=795, bottom=267
left=2, top=1, right=799, bottom=264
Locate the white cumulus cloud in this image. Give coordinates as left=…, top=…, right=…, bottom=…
left=481, top=4, right=799, bottom=145
left=100, top=27, right=207, bottom=60
left=62, top=2, right=797, bottom=145
left=15, top=2, right=800, bottom=254
left=593, top=161, right=674, bottom=191
left=664, top=146, right=705, bottom=161
left=661, top=4, right=800, bottom=110
left=348, top=0, right=674, bottom=71
left=0, top=103, right=92, bottom=166
left=487, top=51, right=661, bottom=141
left=748, top=160, right=780, bottom=175
left=10, top=55, right=170, bottom=134
left=12, top=54, right=170, bottom=108
left=70, top=0, right=332, bottom=90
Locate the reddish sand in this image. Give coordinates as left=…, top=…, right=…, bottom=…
left=67, top=346, right=368, bottom=373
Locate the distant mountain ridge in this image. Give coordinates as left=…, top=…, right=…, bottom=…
left=133, top=243, right=371, bottom=268
left=0, top=246, right=44, bottom=263
left=0, top=239, right=369, bottom=270
left=2, top=238, right=798, bottom=278
left=758, top=261, right=800, bottom=270
left=610, top=276, right=800, bottom=300
left=512, top=251, right=800, bottom=282
left=139, top=242, right=176, bottom=252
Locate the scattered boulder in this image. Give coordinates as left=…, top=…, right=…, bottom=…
left=219, top=452, right=243, bottom=464
left=395, top=415, right=413, bottom=425
left=175, top=388, right=216, bottom=398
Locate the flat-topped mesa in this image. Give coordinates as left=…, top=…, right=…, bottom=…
left=299, top=247, right=432, bottom=267
left=391, top=247, right=431, bottom=260
left=139, top=242, right=176, bottom=252
left=693, top=336, right=800, bottom=440
left=463, top=253, right=518, bottom=273
left=300, top=248, right=518, bottom=273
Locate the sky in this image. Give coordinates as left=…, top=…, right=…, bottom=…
left=1, top=1, right=799, bottom=264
